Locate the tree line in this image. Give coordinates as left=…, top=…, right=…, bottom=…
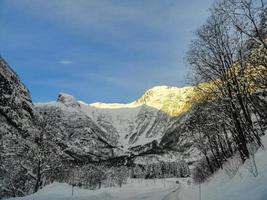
left=131, top=160, right=190, bottom=179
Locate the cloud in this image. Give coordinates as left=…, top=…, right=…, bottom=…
left=59, top=59, right=72, bottom=65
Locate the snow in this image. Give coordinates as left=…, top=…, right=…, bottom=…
left=89, top=85, right=196, bottom=118
left=79, top=102, right=171, bottom=151
left=179, top=133, right=267, bottom=200
left=79, top=104, right=141, bottom=151
left=6, top=179, right=180, bottom=200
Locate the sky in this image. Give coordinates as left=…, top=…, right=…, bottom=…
left=0, top=0, right=213, bottom=103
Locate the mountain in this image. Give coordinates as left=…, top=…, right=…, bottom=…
left=35, top=93, right=121, bottom=162
left=0, top=56, right=34, bottom=137
left=85, top=86, right=197, bottom=152
left=90, top=86, right=196, bottom=117
left=36, top=86, right=199, bottom=160
left=0, top=57, right=37, bottom=197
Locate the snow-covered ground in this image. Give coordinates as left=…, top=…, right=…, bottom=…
left=179, top=133, right=267, bottom=200
left=7, top=134, right=267, bottom=200
left=6, top=178, right=180, bottom=200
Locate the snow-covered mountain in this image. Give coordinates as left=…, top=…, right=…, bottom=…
left=0, top=56, right=35, bottom=137
left=35, top=93, right=121, bottom=162
left=36, top=86, right=198, bottom=156
left=89, top=86, right=196, bottom=117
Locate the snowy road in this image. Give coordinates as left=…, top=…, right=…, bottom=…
left=162, top=184, right=180, bottom=200
left=108, top=178, right=182, bottom=200
left=118, top=184, right=181, bottom=200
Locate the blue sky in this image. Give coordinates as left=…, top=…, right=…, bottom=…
left=0, top=0, right=213, bottom=103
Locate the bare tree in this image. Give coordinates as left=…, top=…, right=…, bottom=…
left=215, top=0, right=267, bottom=49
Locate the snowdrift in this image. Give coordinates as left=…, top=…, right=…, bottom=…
left=180, top=133, right=267, bottom=200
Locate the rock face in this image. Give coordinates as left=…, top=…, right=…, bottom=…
left=0, top=56, right=34, bottom=137
left=0, top=57, right=37, bottom=198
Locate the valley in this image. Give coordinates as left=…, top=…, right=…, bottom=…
left=1, top=0, right=267, bottom=199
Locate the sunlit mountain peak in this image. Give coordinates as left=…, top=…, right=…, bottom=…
left=89, top=85, right=197, bottom=117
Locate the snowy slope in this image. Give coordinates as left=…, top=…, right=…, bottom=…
left=89, top=85, right=196, bottom=117
left=35, top=93, right=120, bottom=161
left=85, top=86, right=201, bottom=152
left=81, top=104, right=174, bottom=151
left=79, top=104, right=141, bottom=151
left=36, top=86, right=195, bottom=153
left=179, top=134, right=267, bottom=200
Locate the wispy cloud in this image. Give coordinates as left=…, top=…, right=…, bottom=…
left=59, top=59, right=72, bottom=65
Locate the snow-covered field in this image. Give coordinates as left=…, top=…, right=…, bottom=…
left=7, top=134, right=267, bottom=200
left=6, top=178, right=181, bottom=200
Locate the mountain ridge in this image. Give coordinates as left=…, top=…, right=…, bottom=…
left=82, top=85, right=196, bottom=117
left=36, top=85, right=197, bottom=154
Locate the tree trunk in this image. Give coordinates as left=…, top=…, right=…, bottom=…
left=34, top=160, right=42, bottom=193
left=222, top=125, right=233, bottom=156
left=205, top=154, right=214, bottom=173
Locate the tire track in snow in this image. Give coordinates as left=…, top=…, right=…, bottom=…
left=162, top=184, right=180, bottom=200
